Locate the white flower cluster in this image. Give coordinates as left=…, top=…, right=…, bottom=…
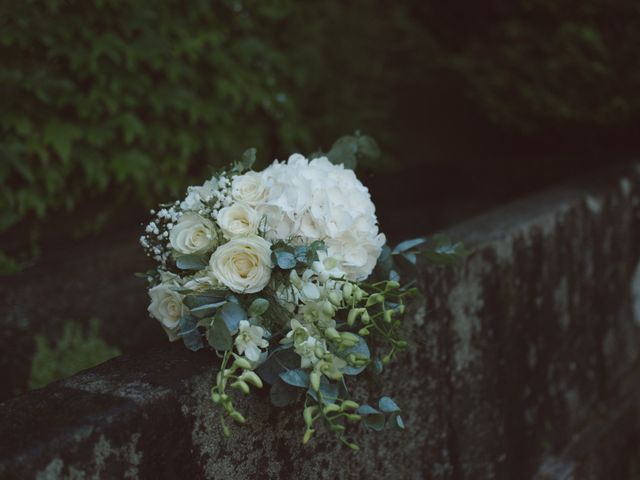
left=232, top=154, right=385, bottom=281
left=140, top=148, right=428, bottom=448
left=144, top=154, right=385, bottom=369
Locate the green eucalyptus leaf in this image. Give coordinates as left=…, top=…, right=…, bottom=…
left=422, top=235, right=471, bottom=265
left=217, top=301, right=246, bottom=334
left=395, top=414, right=405, bottom=430
left=392, top=237, right=427, bottom=254
left=402, top=252, right=418, bottom=265
left=248, top=297, right=270, bottom=317
left=273, top=249, right=296, bottom=270
left=270, top=378, right=300, bottom=407
left=207, top=315, right=232, bottom=351
left=372, top=358, right=384, bottom=375
left=241, top=147, right=256, bottom=170
left=279, top=368, right=310, bottom=389
left=379, top=396, right=401, bottom=413
left=338, top=334, right=370, bottom=375
left=179, top=315, right=204, bottom=351
left=183, top=293, right=227, bottom=309
left=175, top=254, right=209, bottom=270
left=256, top=347, right=300, bottom=384
left=327, top=136, right=358, bottom=170
left=294, top=245, right=310, bottom=263
left=357, top=404, right=385, bottom=431
left=356, top=134, right=381, bottom=160
left=189, top=301, right=226, bottom=318
left=306, top=377, right=339, bottom=404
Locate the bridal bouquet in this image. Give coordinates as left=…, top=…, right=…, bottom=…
left=140, top=136, right=466, bottom=449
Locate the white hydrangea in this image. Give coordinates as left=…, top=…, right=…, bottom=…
left=234, top=154, right=385, bottom=280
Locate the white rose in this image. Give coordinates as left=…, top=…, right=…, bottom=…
left=148, top=283, right=184, bottom=334
left=209, top=235, right=272, bottom=293
left=169, top=212, right=217, bottom=255
left=217, top=202, right=259, bottom=239
left=231, top=171, right=267, bottom=206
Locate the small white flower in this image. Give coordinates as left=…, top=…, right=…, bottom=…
left=235, top=320, right=269, bottom=362
left=181, top=178, right=217, bottom=210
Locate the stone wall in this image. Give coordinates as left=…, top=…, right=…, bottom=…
left=1, top=165, right=640, bottom=479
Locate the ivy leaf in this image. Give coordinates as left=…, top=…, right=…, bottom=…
left=207, top=315, right=232, bottom=351
left=279, top=368, right=310, bottom=389
left=379, top=396, right=401, bottom=413
left=43, top=122, right=79, bottom=164
left=270, top=378, right=300, bottom=407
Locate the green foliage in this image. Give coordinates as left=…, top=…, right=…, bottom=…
left=411, top=0, right=640, bottom=132
left=28, top=319, right=120, bottom=389
left=0, top=0, right=400, bottom=245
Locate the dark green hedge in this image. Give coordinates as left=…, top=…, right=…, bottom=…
left=0, top=0, right=397, bottom=238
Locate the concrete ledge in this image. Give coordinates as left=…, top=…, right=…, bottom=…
left=2, top=166, right=640, bottom=479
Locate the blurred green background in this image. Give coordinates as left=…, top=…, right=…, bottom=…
left=2, top=0, right=640, bottom=268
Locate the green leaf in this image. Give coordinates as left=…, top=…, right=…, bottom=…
left=294, top=245, right=310, bottom=263
left=270, top=378, right=300, bottom=407
left=379, top=396, right=400, bottom=413
left=395, top=414, right=405, bottom=430
left=327, top=135, right=358, bottom=170
left=189, top=301, right=226, bottom=318
left=207, top=315, right=233, bottom=351
left=248, top=297, right=270, bottom=317
left=392, top=237, right=427, bottom=254
left=373, top=244, right=393, bottom=279
left=356, top=134, right=381, bottom=160
left=183, top=293, right=227, bottom=309
left=241, top=147, right=256, bottom=170
left=279, top=369, right=310, bottom=389
left=43, top=122, right=79, bottom=164
left=179, top=315, right=204, bottom=351
left=175, top=254, right=209, bottom=270
left=420, top=235, right=471, bottom=266
left=357, top=404, right=385, bottom=431
left=256, top=347, right=300, bottom=384
left=402, top=252, right=417, bottom=265
left=273, top=249, right=296, bottom=269
left=217, top=301, right=246, bottom=334
left=306, top=377, right=339, bottom=404
left=338, top=334, right=370, bottom=375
